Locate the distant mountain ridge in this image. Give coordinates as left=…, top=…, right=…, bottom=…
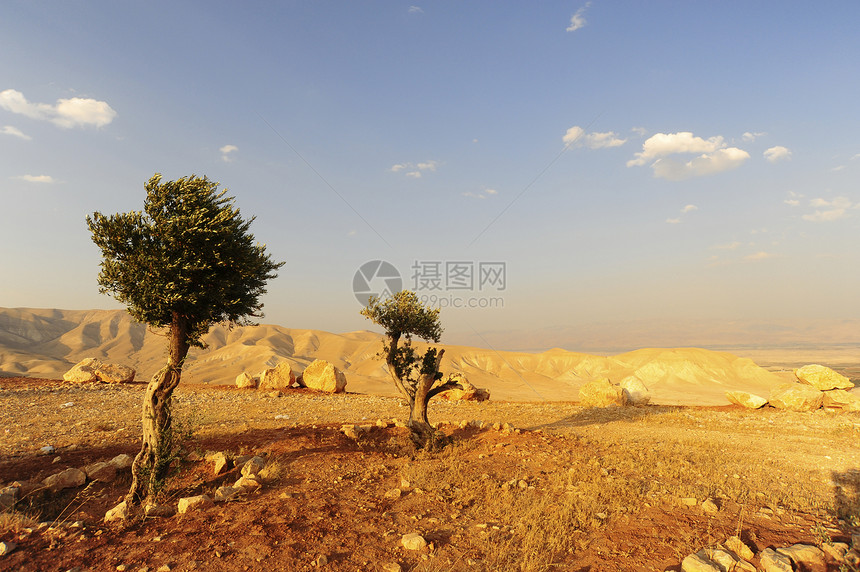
left=0, top=307, right=815, bottom=406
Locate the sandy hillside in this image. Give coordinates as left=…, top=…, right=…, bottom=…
left=0, top=307, right=854, bottom=406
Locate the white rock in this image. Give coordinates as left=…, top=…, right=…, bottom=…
left=619, top=377, right=651, bottom=405
left=43, top=468, right=86, bottom=491
left=40, top=445, right=55, bottom=455
left=759, top=547, right=793, bottom=572
left=211, top=452, right=232, bottom=475
left=681, top=551, right=721, bottom=572
left=0, top=541, right=17, bottom=556
left=94, top=362, right=135, bottom=383
left=259, top=362, right=295, bottom=391
left=241, top=456, right=266, bottom=478
left=822, top=389, right=860, bottom=411
left=144, top=503, right=174, bottom=517
left=302, top=359, right=347, bottom=393
left=769, top=384, right=824, bottom=412
left=775, top=544, right=825, bottom=569
left=724, top=535, right=755, bottom=560
left=578, top=378, right=631, bottom=407
left=725, top=390, right=768, bottom=409
left=235, top=372, right=257, bottom=389
left=214, top=485, right=244, bottom=502
left=795, top=364, right=854, bottom=391
left=401, top=532, right=427, bottom=551
left=63, top=357, right=101, bottom=383
left=110, top=453, right=134, bottom=470
left=177, top=495, right=213, bottom=514
left=84, top=461, right=117, bottom=483
left=104, top=501, right=128, bottom=523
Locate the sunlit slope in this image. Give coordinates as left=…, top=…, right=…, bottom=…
left=0, top=308, right=787, bottom=405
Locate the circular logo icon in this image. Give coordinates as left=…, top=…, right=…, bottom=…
left=352, top=260, right=402, bottom=306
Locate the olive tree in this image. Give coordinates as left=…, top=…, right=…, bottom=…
left=87, top=173, right=283, bottom=509
left=360, top=290, right=462, bottom=449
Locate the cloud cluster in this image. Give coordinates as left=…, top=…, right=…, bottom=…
left=464, top=188, right=498, bottom=200
left=0, top=89, right=116, bottom=129
left=666, top=204, right=698, bottom=224
left=390, top=160, right=438, bottom=179
left=802, top=196, right=854, bottom=222
left=563, top=126, right=626, bottom=149
left=763, top=145, right=792, bottom=163
left=566, top=2, right=591, bottom=32
left=13, top=174, right=55, bottom=183
left=627, top=132, right=749, bottom=180
left=1, top=125, right=31, bottom=140
left=220, top=144, right=238, bottom=162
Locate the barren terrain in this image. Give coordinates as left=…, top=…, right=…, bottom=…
left=2, top=377, right=858, bottom=571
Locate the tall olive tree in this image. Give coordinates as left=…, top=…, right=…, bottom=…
left=87, top=173, right=283, bottom=509
left=361, top=290, right=462, bottom=449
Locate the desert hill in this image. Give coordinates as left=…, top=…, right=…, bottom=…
left=0, top=307, right=807, bottom=405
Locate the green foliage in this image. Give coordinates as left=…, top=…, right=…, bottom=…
left=361, top=291, right=443, bottom=386
left=87, top=173, right=284, bottom=348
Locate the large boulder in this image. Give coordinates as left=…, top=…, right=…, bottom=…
left=63, top=358, right=135, bottom=383
left=769, top=384, right=824, bottom=412
left=235, top=372, right=257, bottom=389
left=795, top=364, right=854, bottom=391
left=579, top=378, right=630, bottom=407
left=822, top=389, right=860, bottom=412
left=725, top=391, right=768, bottom=409
left=43, top=468, right=86, bottom=491
left=619, top=377, right=651, bottom=405
left=258, top=362, right=295, bottom=391
left=301, top=359, right=347, bottom=393
left=437, top=373, right=490, bottom=401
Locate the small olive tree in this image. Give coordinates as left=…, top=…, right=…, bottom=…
left=87, top=173, right=283, bottom=509
left=360, top=290, right=462, bottom=449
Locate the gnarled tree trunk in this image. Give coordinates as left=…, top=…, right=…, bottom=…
left=125, top=312, right=190, bottom=507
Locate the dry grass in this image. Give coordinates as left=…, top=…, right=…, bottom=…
left=0, top=510, right=38, bottom=534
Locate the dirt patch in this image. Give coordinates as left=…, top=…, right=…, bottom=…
left=1, top=378, right=858, bottom=571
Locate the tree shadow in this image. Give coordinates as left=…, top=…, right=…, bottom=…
left=527, top=404, right=680, bottom=431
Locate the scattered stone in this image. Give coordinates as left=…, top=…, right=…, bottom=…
left=724, top=536, right=755, bottom=560
left=820, top=542, right=849, bottom=562
left=384, top=488, right=402, bottom=499
left=401, top=532, right=428, bottom=551
left=760, top=547, right=793, bottom=572
left=104, top=501, right=129, bottom=523
left=40, top=445, right=56, bottom=455
left=211, top=452, right=232, bottom=475
left=681, top=551, right=721, bottom=572
left=679, top=497, right=698, bottom=507
left=0, top=541, right=16, bottom=556
left=795, top=364, right=854, bottom=391
left=110, top=453, right=134, bottom=470
left=177, top=495, right=213, bottom=514
left=382, top=564, right=402, bottom=572
left=701, top=498, right=719, bottom=513
left=301, top=359, right=347, bottom=393
left=725, top=390, right=768, bottom=409
left=619, top=377, right=651, bottom=405
left=0, top=486, right=19, bottom=510
left=43, top=468, right=86, bottom=491
left=578, top=378, right=631, bottom=407
left=234, top=476, right=261, bottom=490
left=63, top=357, right=135, bottom=383
left=241, top=456, right=266, bottom=478
left=822, top=389, right=860, bottom=411
left=235, top=372, right=257, bottom=389
left=436, top=373, right=490, bottom=401
left=259, top=362, right=296, bottom=391
left=769, top=384, right=824, bottom=412
left=143, top=503, right=174, bottom=517
left=84, top=461, right=117, bottom=483
left=776, top=544, right=826, bottom=569
left=214, top=486, right=244, bottom=502
left=313, top=554, right=328, bottom=567
left=341, top=424, right=359, bottom=439
left=707, top=548, right=739, bottom=571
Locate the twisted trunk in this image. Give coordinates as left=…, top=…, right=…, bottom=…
left=125, top=312, right=190, bottom=507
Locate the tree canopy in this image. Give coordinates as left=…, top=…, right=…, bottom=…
left=87, top=173, right=283, bottom=349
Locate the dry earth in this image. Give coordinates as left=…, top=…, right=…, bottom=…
left=1, top=377, right=859, bottom=572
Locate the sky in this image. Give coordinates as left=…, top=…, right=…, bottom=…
left=2, top=1, right=859, bottom=351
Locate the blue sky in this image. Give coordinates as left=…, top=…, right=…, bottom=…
left=2, top=2, right=859, bottom=349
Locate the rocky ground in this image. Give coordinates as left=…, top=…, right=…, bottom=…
left=1, top=377, right=859, bottom=571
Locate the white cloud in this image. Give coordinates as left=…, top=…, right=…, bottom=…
left=784, top=199, right=800, bottom=206
left=650, top=147, right=750, bottom=181
left=742, top=131, right=766, bottom=142
left=764, top=146, right=792, bottom=163
left=802, top=196, right=853, bottom=222
left=563, top=125, right=626, bottom=149
left=408, top=6, right=423, bottom=13
left=13, top=174, right=55, bottom=183
left=1, top=125, right=31, bottom=140
left=390, top=160, right=438, bottom=178
left=0, top=89, right=116, bottom=128
left=665, top=218, right=681, bottom=224
left=630, top=126, right=648, bottom=137
left=713, top=241, right=742, bottom=250
left=744, top=251, right=774, bottom=262
left=485, top=188, right=498, bottom=195
left=566, top=2, right=591, bottom=32
left=627, top=132, right=726, bottom=167
left=220, top=144, right=238, bottom=162
left=681, top=204, right=698, bottom=214
left=464, top=188, right=498, bottom=200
